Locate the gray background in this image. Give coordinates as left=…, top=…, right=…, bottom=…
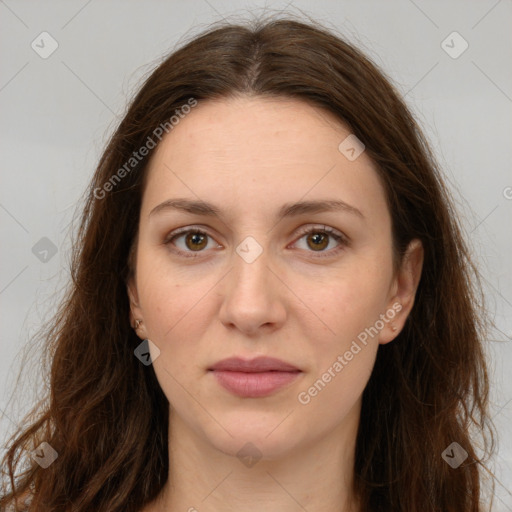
left=1, top=0, right=511, bottom=508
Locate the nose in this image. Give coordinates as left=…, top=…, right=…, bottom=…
left=217, top=242, right=286, bottom=336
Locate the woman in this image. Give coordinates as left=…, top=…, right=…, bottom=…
left=0, top=15, right=496, bottom=512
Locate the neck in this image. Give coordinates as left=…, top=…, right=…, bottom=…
left=151, top=399, right=362, bottom=512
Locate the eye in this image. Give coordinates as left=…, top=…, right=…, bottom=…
left=163, top=225, right=348, bottom=259
left=164, top=227, right=219, bottom=258
left=292, top=225, right=348, bottom=258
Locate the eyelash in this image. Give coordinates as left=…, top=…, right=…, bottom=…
left=163, top=225, right=348, bottom=259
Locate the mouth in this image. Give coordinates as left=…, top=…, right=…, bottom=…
left=208, top=356, right=302, bottom=398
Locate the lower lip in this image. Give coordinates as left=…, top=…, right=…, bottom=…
left=210, top=370, right=301, bottom=398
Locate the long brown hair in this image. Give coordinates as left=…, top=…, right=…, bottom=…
left=0, top=14, right=496, bottom=512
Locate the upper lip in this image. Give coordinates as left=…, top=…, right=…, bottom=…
left=208, top=356, right=301, bottom=373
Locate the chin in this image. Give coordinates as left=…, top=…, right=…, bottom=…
left=215, top=435, right=297, bottom=463
left=202, top=416, right=303, bottom=461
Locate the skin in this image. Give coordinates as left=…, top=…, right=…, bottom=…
left=128, top=96, right=424, bottom=512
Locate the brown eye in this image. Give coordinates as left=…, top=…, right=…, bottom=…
left=293, top=226, right=348, bottom=258
left=165, top=228, right=218, bottom=258
left=165, top=225, right=347, bottom=260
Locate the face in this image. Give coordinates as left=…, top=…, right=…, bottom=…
left=128, top=96, right=423, bottom=460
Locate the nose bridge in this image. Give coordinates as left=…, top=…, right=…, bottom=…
left=231, top=234, right=272, bottom=296
left=218, top=233, right=284, bottom=332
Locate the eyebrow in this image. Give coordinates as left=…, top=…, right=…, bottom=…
left=149, top=198, right=364, bottom=221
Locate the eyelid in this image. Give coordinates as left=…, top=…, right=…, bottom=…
left=163, top=224, right=349, bottom=258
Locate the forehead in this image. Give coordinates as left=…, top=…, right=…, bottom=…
left=151, top=96, right=353, bottom=165
left=141, top=96, right=390, bottom=228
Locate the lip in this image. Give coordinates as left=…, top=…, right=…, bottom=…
left=208, top=357, right=302, bottom=398
left=209, top=356, right=300, bottom=372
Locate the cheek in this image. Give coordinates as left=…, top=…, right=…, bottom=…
left=296, top=344, right=377, bottom=438
left=135, top=247, right=213, bottom=337
left=298, top=264, right=390, bottom=342
left=294, top=276, right=384, bottom=417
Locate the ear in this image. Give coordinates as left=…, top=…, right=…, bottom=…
left=380, top=238, right=424, bottom=344
left=127, top=276, right=147, bottom=339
